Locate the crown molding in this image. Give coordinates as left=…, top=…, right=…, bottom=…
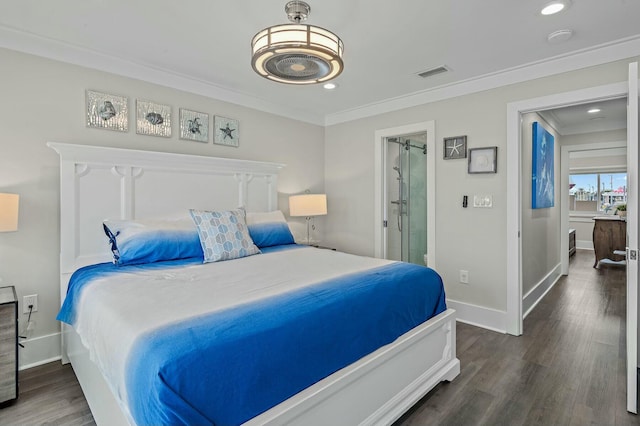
left=325, top=35, right=640, bottom=126
left=0, top=24, right=325, bottom=126
left=1, top=23, right=639, bottom=128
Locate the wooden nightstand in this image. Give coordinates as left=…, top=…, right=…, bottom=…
left=0, top=285, right=18, bottom=406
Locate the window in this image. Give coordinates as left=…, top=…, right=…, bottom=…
left=569, top=172, right=627, bottom=212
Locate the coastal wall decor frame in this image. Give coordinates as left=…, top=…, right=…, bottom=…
left=214, top=115, right=239, bottom=147
left=179, top=109, right=209, bottom=143
left=468, top=146, right=497, bottom=174
left=443, top=135, right=467, bottom=159
left=136, top=100, right=172, bottom=138
left=532, top=122, right=554, bottom=209
left=86, top=90, right=128, bottom=132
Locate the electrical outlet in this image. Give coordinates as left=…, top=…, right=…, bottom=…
left=459, top=270, right=469, bottom=284
left=423, top=254, right=429, bottom=266
left=23, top=294, right=38, bottom=314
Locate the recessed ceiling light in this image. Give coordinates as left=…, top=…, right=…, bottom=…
left=588, top=108, right=601, bottom=114
left=323, top=83, right=338, bottom=90
left=541, top=1, right=570, bottom=15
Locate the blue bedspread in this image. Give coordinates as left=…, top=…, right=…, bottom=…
left=59, top=250, right=446, bottom=426
left=126, top=262, right=445, bottom=425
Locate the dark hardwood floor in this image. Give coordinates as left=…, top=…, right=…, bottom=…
left=1, top=360, right=93, bottom=425
left=397, top=249, right=639, bottom=426
left=2, top=249, right=638, bottom=425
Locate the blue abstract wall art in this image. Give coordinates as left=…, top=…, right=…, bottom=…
left=532, top=122, right=554, bottom=209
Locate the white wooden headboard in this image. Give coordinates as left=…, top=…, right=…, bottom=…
left=48, top=142, right=284, bottom=300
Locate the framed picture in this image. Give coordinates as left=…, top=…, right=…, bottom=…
left=136, top=100, right=172, bottom=137
left=179, top=109, right=209, bottom=143
left=532, top=122, right=554, bottom=209
left=86, top=90, right=128, bottom=132
left=443, top=136, right=467, bottom=159
left=214, top=116, right=239, bottom=147
left=468, top=147, right=497, bottom=174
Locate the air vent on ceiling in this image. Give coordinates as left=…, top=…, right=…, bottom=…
left=417, top=65, right=450, bottom=79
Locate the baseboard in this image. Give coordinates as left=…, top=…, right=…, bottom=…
left=576, top=240, right=594, bottom=250
left=523, top=263, right=562, bottom=318
left=18, top=332, right=61, bottom=370
left=446, top=299, right=506, bottom=333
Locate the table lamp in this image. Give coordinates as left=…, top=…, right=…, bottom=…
left=0, top=193, right=19, bottom=232
left=289, top=193, right=327, bottom=245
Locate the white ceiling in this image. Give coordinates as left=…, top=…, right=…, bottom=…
left=539, top=97, right=628, bottom=135
left=2, top=0, right=640, bottom=125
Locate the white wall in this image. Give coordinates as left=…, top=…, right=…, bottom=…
left=325, top=57, right=638, bottom=328
left=520, top=113, right=561, bottom=297
left=0, top=48, right=325, bottom=368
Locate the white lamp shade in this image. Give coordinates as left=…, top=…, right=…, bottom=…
left=289, top=194, right=327, bottom=217
left=0, top=193, right=19, bottom=232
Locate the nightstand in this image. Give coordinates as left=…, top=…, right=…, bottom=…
left=0, top=285, right=18, bottom=406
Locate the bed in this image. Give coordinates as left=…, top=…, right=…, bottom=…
left=49, top=142, right=460, bottom=425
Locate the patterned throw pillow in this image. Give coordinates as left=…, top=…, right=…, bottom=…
left=189, top=208, right=260, bottom=263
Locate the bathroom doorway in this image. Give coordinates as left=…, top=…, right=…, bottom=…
left=385, top=134, right=428, bottom=265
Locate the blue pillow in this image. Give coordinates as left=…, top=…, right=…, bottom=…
left=248, top=222, right=295, bottom=248
left=246, top=210, right=295, bottom=248
left=189, top=208, right=261, bottom=263
left=103, top=218, right=203, bottom=266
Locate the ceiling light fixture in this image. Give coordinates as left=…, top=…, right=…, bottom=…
left=541, top=1, right=570, bottom=15
left=588, top=108, right=601, bottom=114
left=251, top=1, right=344, bottom=85
left=547, top=29, right=573, bottom=44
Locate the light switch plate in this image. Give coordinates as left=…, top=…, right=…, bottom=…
left=473, top=195, right=493, bottom=208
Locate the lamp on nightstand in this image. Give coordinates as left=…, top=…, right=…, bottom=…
left=0, top=193, right=19, bottom=232
left=289, top=193, right=327, bottom=245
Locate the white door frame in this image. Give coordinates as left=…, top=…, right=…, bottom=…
left=626, top=61, right=639, bottom=413
left=374, top=121, right=436, bottom=267
left=506, top=81, right=628, bottom=336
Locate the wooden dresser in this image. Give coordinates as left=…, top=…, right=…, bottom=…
left=592, top=217, right=626, bottom=268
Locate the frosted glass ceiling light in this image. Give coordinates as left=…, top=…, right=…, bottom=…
left=541, top=1, right=570, bottom=15
left=251, top=1, right=344, bottom=85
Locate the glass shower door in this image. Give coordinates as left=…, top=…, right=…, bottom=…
left=386, top=135, right=428, bottom=265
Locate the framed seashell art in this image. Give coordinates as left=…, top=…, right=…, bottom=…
left=179, top=109, right=209, bottom=143
left=213, top=116, right=239, bottom=147
left=86, top=90, right=128, bottom=132
left=136, top=99, right=172, bottom=137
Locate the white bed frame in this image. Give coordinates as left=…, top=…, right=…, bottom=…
left=49, top=142, right=460, bottom=426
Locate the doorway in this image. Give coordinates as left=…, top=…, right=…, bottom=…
left=506, top=64, right=639, bottom=413
left=385, top=134, right=428, bottom=265
left=373, top=121, right=436, bottom=268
